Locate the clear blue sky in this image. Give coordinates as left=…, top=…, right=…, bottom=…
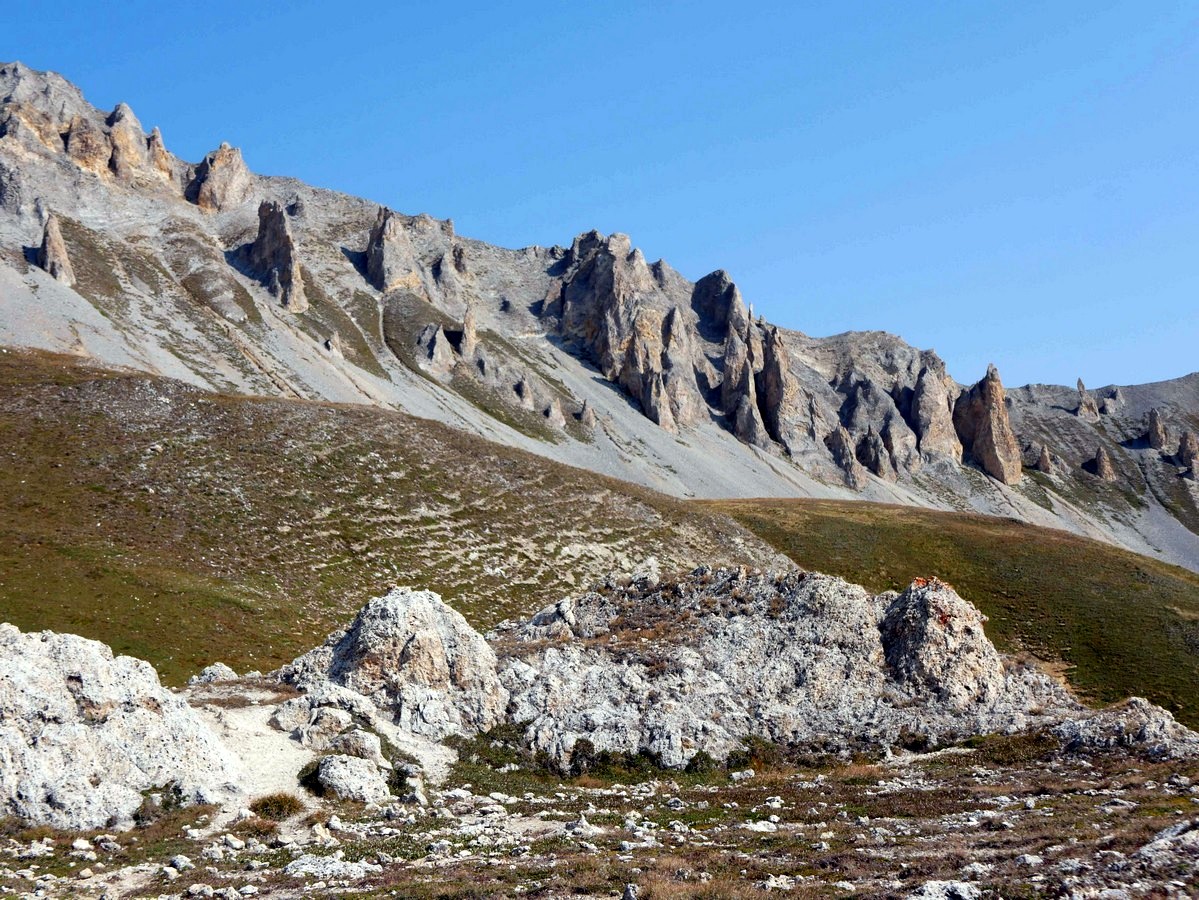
left=11, top=1, right=1199, bottom=387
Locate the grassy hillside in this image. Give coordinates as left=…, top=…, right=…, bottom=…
left=0, top=350, right=779, bottom=684
left=709, top=499, right=1199, bottom=728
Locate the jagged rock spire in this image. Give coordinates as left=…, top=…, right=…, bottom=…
left=186, top=143, right=252, bottom=212
left=952, top=364, right=1022, bottom=484
left=1093, top=445, right=1118, bottom=482
left=1146, top=408, right=1168, bottom=451
left=36, top=213, right=74, bottom=287
left=246, top=201, right=307, bottom=312
left=460, top=303, right=478, bottom=360
left=911, top=361, right=962, bottom=460
left=1075, top=378, right=1100, bottom=421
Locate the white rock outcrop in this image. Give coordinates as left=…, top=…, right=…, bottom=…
left=282, top=587, right=508, bottom=741
left=0, top=623, right=243, bottom=830
left=501, top=569, right=1079, bottom=769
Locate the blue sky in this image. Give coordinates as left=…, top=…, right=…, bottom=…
left=11, top=1, right=1199, bottom=387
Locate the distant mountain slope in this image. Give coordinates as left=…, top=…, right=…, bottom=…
left=0, top=350, right=782, bottom=683
left=713, top=498, right=1199, bottom=728
left=2, top=61, right=1197, bottom=570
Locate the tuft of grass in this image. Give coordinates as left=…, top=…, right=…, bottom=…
left=248, top=792, right=305, bottom=821
left=709, top=498, right=1199, bottom=727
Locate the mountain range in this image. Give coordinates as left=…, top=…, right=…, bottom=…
left=2, top=60, right=1197, bottom=572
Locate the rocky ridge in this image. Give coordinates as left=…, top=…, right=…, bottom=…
left=2, top=60, right=1199, bottom=574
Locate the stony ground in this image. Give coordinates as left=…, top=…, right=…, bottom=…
left=3, top=734, right=1197, bottom=898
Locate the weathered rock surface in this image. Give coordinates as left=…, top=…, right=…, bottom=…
left=911, top=361, right=962, bottom=460
left=186, top=142, right=253, bottom=212
left=1075, top=378, right=1100, bottom=422
left=1054, top=697, right=1199, bottom=758
left=315, top=754, right=391, bottom=803
left=35, top=213, right=74, bottom=286
left=825, top=425, right=867, bottom=489
left=857, top=427, right=898, bottom=481
left=1146, top=407, right=1168, bottom=451
left=365, top=208, right=460, bottom=308
left=244, top=201, right=307, bottom=312
left=500, top=569, right=1078, bottom=769
left=0, top=623, right=242, bottom=830
left=953, top=365, right=1022, bottom=484
left=1093, top=445, right=1118, bottom=482
left=283, top=587, right=507, bottom=741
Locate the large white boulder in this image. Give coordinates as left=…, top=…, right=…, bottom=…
left=283, top=587, right=508, bottom=741
left=503, top=569, right=1080, bottom=769
left=0, top=623, right=243, bottom=829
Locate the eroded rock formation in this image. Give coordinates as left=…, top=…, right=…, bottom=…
left=953, top=365, right=1022, bottom=484
left=1093, top=445, right=1119, bottom=482
left=245, top=200, right=307, bottom=312
left=186, top=143, right=253, bottom=212
left=283, top=587, right=508, bottom=741
left=0, top=623, right=241, bottom=830
left=501, top=570, right=1078, bottom=769
left=35, top=213, right=74, bottom=286
left=1147, top=408, right=1168, bottom=451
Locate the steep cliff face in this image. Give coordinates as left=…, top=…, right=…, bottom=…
left=2, top=62, right=1198, bottom=571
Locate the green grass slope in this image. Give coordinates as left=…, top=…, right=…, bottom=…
left=709, top=499, right=1199, bottom=728
left=0, top=350, right=778, bottom=684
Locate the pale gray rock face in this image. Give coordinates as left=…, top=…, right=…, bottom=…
left=911, top=362, right=962, bottom=460
left=756, top=326, right=803, bottom=452
left=245, top=200, right=307, bottom=312
left=0, top=623, right=242, bottom=830
left=36, top=213, right=74, bottom=286
left=315, top=754, right=390, bottom=803
left=1054, top=697, right=1199, bottom=758
left=856, top=427, right=897, bottom=481
left=501, top=569, right=1077, bottom=770
left=953, top=365, right=1023, bottom=484
left=186, top=142, right=253, bottom=212
left=283, top=587, right=508, bottom=741
left=825, top=425, right=867, bottom=489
